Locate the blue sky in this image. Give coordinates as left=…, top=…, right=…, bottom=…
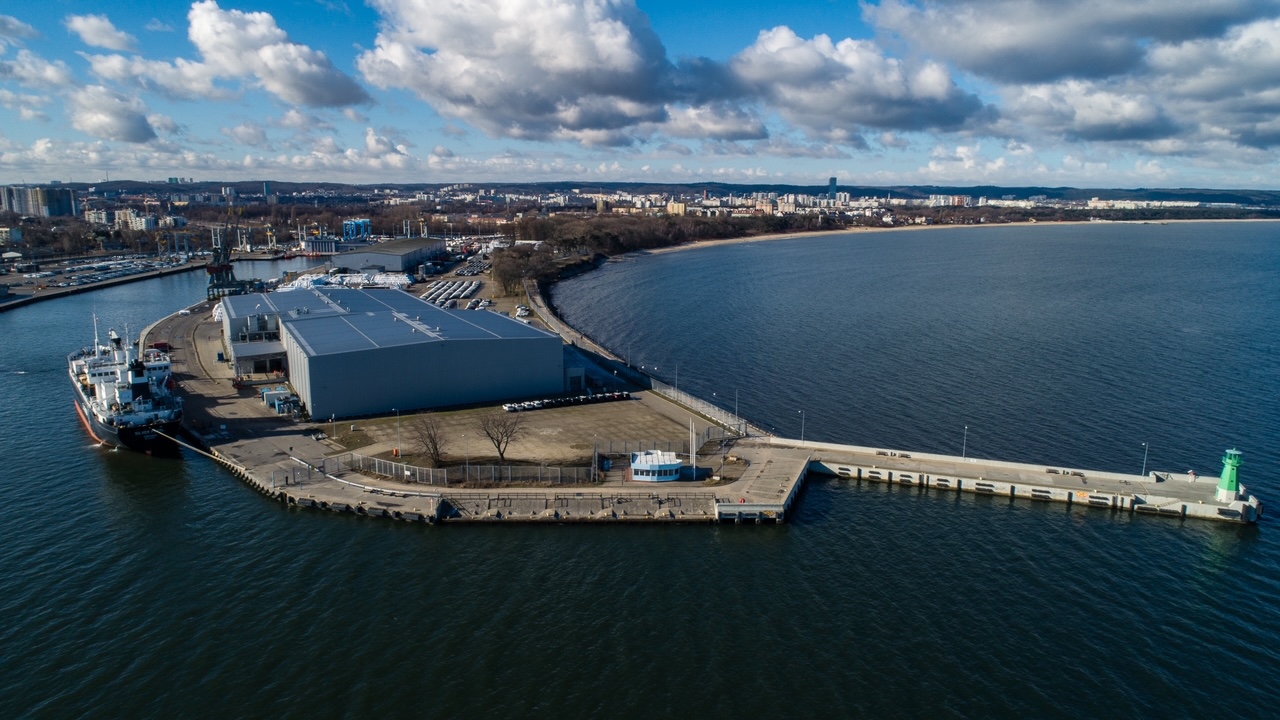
left=3, top=1, right=1280, bottom=188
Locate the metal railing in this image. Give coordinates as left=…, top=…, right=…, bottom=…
left=335, top=452, right=597, bottom=487
left=525, top=279, right=768, bottom=438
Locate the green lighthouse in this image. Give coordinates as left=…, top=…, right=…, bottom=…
left=1216, top=449, right=1243, bottom=503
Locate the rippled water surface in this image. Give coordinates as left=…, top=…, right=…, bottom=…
left=2, top=228, right=1279, bottom=718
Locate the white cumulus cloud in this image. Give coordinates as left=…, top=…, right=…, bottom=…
left=66, top=86, right=156, bottom=142
left=1, top=14, right=39, bottom=48
left=357, top=0, right=674, bottom=141
left=868, top=0, right=1279, bottom=83
left=65, top=14, right=138, bottom=52
left=0, top=49, right=77, bottom=88
left=730, top=27, right=990, bottom=136
left=82, top=53, right=225, bottom=101
left=223, top=121, right=269, bottom=146
left=82, top=1, right=369, bottom=108
left=188, top=0, right=369, bottom=107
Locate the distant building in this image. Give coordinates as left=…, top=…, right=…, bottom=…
left=302, top=234, right=338, bottom=255
left=85, top=209, right=116, bottom=226
left=0, top=227, right=22, bottom=244
left=342, top=218, right=372, bottom=242
left=1, top=185, right=77, bottom=217
left=333, top=236, right=445, bottom=272
left=125, top=215, right=159, bottom=231
left=828, top=177, right=837, bottom=200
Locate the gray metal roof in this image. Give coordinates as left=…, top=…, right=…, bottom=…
left=226, top=287, right=558, bottom=358
left=335, top=237, right=442, bottom=260
left=224, top=286, right=426, bottom=319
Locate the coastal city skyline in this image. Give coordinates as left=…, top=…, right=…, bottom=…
left=3, top=1, right=1280, bottom=188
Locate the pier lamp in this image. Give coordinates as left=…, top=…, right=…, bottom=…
left=962, top=426, right=969, bottom=458
left=393, top=408, right=400, bottom=457
left=330, top=414, right=335, bottom=441
left=799, top=409, right=805, bottom=444
left=1141, top=442, right=1149, bottom=477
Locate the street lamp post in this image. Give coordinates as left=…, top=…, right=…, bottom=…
left=962, top=425, right=969, bottom=458
left=1141, top=442, right=1149, bottom=476
left=735, top=388, right=742, bottom=435
left=799, top=409, right=805, bottom=444
left=394, top=408, right=400, bottom=457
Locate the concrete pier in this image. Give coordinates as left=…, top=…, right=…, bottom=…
left=787, top=438, right=1263, bottom=524
left=140, top=303, right=1262, bottom=527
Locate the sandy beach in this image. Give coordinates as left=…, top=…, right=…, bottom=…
left=638, top=217, right=1280, bottom=258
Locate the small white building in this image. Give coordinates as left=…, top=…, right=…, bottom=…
left=630, top=450, right=683, bottom=482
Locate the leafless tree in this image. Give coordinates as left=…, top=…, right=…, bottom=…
left=406, top=414, right=447, bottom=467
left=476, top=411, right=525, bottom=462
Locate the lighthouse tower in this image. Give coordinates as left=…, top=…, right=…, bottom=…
left=1216, top=449, right=1243, bottom=503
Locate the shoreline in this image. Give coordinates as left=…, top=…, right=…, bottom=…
left=0, top=261, right=206, bottom=314
left=635, top=216, right=1280, bottom=258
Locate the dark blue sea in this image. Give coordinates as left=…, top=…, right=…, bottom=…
left=2, top=225, right=1278, bottom=718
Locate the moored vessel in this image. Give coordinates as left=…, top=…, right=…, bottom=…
left=68, top=320, right=183, bottom=455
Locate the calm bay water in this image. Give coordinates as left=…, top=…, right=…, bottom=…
left=2, top=226, right=1278, bottom=718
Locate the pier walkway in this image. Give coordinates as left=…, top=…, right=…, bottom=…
left=775, top=438, right=1262, bottom=524
left=143, top=306, right=1261, bottom=527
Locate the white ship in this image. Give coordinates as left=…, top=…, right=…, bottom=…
left=68, top=321, right=183, bottom=454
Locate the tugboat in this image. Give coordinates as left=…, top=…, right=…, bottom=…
left=68, top=319, right=183, bottom=455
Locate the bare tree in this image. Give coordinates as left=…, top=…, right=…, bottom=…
left=476, top=412, right=525, bottom=462
left=406, top=413, right=447, bottom=468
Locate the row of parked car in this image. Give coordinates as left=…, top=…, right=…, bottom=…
left=503, top=391, right=631, bottom=412
left=456, top=259, right=491, bottom=276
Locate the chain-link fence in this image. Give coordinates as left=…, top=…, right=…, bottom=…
left=645, top=378, right=756, bottom=437
left=335, top=452, right=597, bottom=487
left=592, top=428, right=736, bottom=458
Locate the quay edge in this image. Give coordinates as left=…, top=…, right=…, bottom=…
left=144, top=291, right=1264, bottom=528
left=783, top=438, right=1263, bottom=524
left=528, top=272, right=1264, bottom=527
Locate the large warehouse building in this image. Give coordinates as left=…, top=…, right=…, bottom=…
left=221, top=287, right=564, bottom=418
left=332, top=237, right=445, bottom=273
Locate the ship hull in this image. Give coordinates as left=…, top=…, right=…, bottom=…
left=73, top=388, right=182, bottom=456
